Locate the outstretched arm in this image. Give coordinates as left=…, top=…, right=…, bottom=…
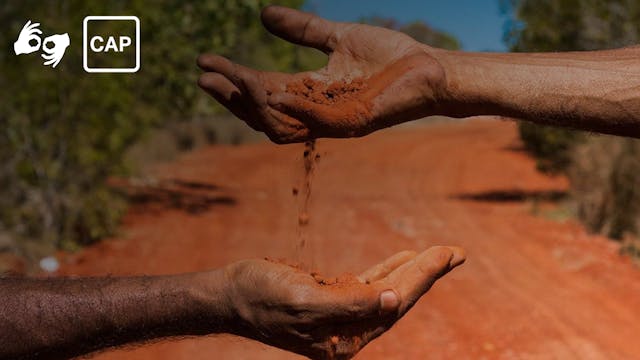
left=0, top=246, right=464, bottom=360
left=0, top=272, right=230, bottom=360
left=198, top=5, right=640, bottom=142
left=440, top=48, right=640, bottom=137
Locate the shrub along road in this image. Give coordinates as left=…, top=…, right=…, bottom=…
left=60, top=118, right=640, bottom=359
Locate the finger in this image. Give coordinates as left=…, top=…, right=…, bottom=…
left=264, top=107, right=310, bottom=144
left=24, top=21, right=37, bottom=30
left=197, top=54, right=268, bottom=110
left=261, top=5, right=341, bottom=53
left=318, top=283, right=400, bottom=323
left=196, top=54, right=257, bottom=88
left=196, top=53, right=227, bottom=72
left=197, top=54, right=317, bottom=140
left=197, top=72, right=262, bottom=131
left=27, top=22, right=42, bottom=32
left=387, top=246, right=465, bottom=313
left=198, top=56, right=293, bottom=134
left=358, top=250, right=417, bottom=284
left=198, top=72, right=242, bottom=103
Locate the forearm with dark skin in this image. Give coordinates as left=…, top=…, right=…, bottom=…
left=0, top=248, right=465, bottom=360
left=435, top=46, right=640, bottom=137
left=0, top=272, right=230, bottom=360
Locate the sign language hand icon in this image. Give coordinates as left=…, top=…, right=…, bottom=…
left=14, top=20, right=42, bottom=55
left=14, top=20, right=70, bottom=68
left=41, top=34, right=70, bottom=68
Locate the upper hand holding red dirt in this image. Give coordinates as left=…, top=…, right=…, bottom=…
left=222, top=246, right=465, bottom=359
left=197, top=5, right=448, bottom=143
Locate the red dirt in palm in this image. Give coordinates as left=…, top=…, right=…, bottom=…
left=58, top=119, right=640, bottom=359
left=285, top=77, right=367, bottom=105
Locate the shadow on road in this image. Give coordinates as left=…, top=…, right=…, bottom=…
left=501, top=144, right=528, bottom=153
left=117, top=178, right=235, bottom=214
left=451, top=189, right=568, bottom=203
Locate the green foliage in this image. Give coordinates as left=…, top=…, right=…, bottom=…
left=0, top=0, right=308, bottom=257
left=504, top=0, right=640, bottom=175
left=503, top=0, right=592, bottom=174
left=400, top=21, right=460, bottom=50
left=518, top=122, right=582, bottom=174
left=608, top=140, right=640, bottom=239
left=359, top=16, right=461, bottom=50
left=0, top=1, right=453, bottom=259
left=504, top=0, right=640, bottom=51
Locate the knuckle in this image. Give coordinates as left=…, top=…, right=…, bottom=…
left=378, top=263, right=392, bottom=275
left=227, top=259, right=253, bottom=278
left=287, top=288, right=313, bottom=307
left=300, top=15, right=315, bottom=42
left=326, top=32, right=339, bottom=50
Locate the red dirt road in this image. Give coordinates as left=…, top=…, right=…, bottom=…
left=60, top=119, right=640, bottom=359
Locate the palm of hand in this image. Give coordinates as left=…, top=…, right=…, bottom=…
left=225, top=246, right=463, bottom=360
left=226, top=259, right=383, bottom=359
left=198, top=6, right=445, bottom=143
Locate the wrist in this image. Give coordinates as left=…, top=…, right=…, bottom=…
left=428, top=48, right=502, bottom=118
left=414, top=45, right=467, bottom=118
left=183, top=269, right=237, bottom=335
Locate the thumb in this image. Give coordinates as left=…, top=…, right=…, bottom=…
left=261, top=5, right=341, bottom=53
left=378, top=289, right=401, bottom=313
left=319, top=281, right=403, bottom=323
left=387, top=246, right=466, bottom=314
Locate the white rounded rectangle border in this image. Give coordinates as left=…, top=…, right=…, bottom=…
left=83, top=16, right=140, bottom=73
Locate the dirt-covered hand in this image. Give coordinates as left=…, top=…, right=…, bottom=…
left=223, top=246, right=465, bottom=359
left=197, top=5, right=448, bottom=143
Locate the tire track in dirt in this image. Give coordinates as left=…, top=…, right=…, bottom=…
left=59, top=118, right=640, bottom=359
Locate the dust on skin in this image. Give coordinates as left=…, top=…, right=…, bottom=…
left=284, top=77, right=372, bottom=137
left=277, top=55, right=439, bottom=139
left=285, top=77, right=367, bottom=105
left=265, top=257, right=369, bottom=359
left=264, top=257, right=360, bottom=286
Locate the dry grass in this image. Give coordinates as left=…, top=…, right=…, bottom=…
left=568, top=136, right=640, bottom=240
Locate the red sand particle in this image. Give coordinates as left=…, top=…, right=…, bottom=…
left=265, top=257, right=359, bottom=287
left=286, top=77, right=371, bottom=270
left=293, top=140, right=320, bottom=267
left=285, top=77, right=367, bottom=105
left=285, top=76, right=374, bottom=138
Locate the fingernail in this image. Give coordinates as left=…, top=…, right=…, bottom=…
left=449, top=247, right=466, bottom=268
left=380, top=290, right=400, bottom=312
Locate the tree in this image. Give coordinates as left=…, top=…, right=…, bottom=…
left=360, top=16, right=460, bottom=50
left=0, top=0, right=306, bottom=263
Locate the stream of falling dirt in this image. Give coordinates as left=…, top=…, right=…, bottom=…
left=293, top=140, right=319, bottom=269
